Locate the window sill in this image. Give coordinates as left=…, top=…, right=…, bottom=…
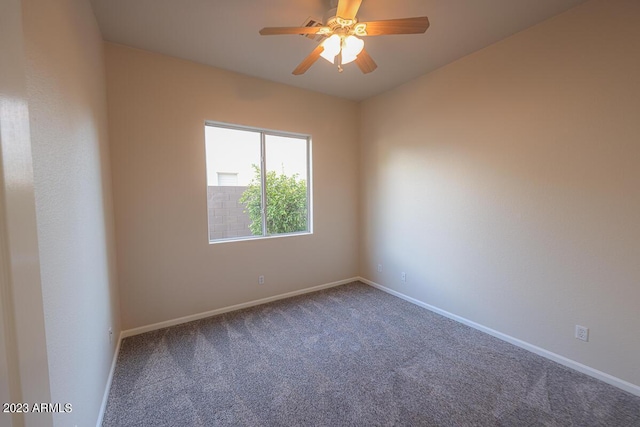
left=208, top=231, right=312, bottom=245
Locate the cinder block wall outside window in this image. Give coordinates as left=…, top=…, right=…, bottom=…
left=207, top=186, right=253, bottom=240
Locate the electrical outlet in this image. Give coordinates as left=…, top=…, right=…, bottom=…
left=108, top=327, right=113, bottom=343
left=401, top=272, right=407, bottom=282
left=258, top=275, right=265, bottom=285
left=575, top=325, right=589, bottom=342
left=377, top=264, right=383, bottom=273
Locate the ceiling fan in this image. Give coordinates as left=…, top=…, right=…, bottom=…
left=259, top=0, right=430, bottom=75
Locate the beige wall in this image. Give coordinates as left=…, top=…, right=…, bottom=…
left=0, top=1, right=53, bottom=426
left=360, top=0, right=640, bottom=388
left=23, top=0, right=121, bottom=425
left=105, top=43, right=359, bottom=330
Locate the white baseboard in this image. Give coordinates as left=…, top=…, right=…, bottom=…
left=358, top=277, right=640, bottom=398
left=121, top=277, right=359, bottom=339
left=96, top=331, right=123, bottom=427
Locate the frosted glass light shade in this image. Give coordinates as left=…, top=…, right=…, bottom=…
left=320, top=34, right=341, bottom=62
left=341, top=35, right=364, bottom=64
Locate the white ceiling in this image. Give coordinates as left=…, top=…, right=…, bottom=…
left=90, top=0, right=589, bottom=101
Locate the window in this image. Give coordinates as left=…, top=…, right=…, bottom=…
left=217, top=173, right=238, bottom=186
left=204, top=122, right=311, bottom=242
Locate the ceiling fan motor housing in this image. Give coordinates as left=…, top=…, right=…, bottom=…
left=323, top=8, right=339, bottom=27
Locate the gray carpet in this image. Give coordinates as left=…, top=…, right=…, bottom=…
left=103, top=282, right=640, bottom=426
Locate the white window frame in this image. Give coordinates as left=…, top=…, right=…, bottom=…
left=205, top=121, right=313, bottom=244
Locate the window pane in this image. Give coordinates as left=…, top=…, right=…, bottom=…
left=205, top=126, right=262, bottom=240
left=264, top=134, right=308, bottom=235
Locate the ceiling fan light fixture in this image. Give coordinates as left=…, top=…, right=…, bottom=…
left=320, top=34, right=364, bottom=65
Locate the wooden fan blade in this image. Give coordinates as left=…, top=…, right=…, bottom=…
left=355, top=49, right=377, bottom=74
left=260, top=26, right=330, bottom=35
left=336, top=0, right=362, bottom=20
left=359, top=17, right=430, bottom=36
left=292, top=45, right=325, bottom=75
